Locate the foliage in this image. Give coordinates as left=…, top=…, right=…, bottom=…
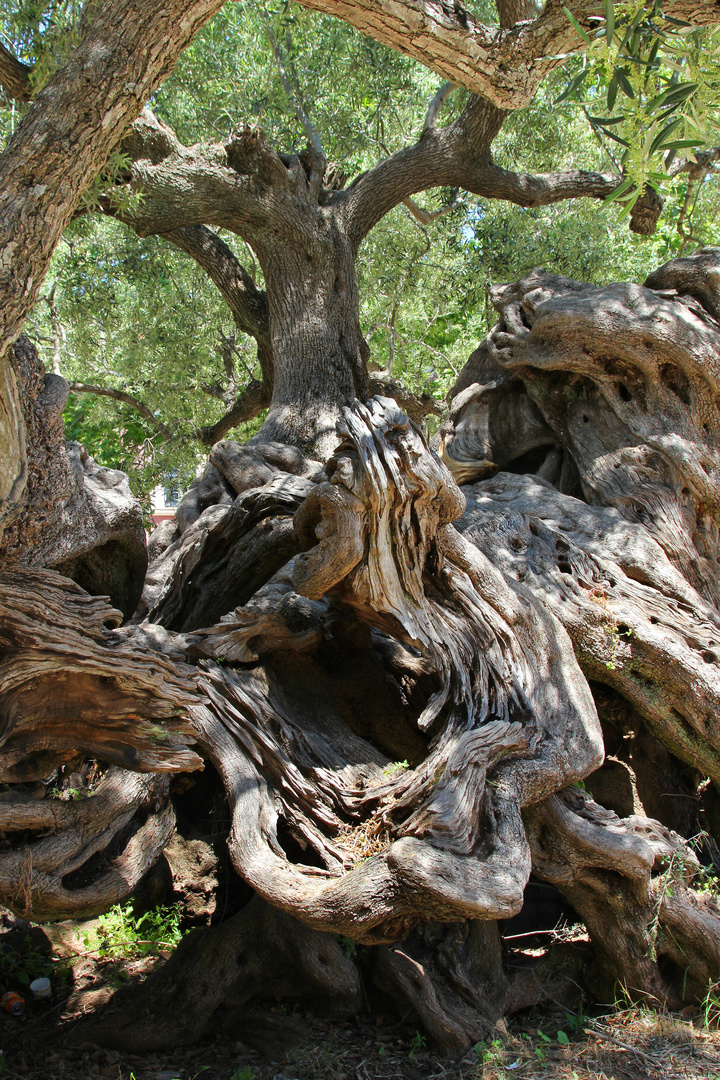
left=0, top=1, right=81, bottom=91
left=28, top=217, right=264, bottom=497
left=0, top=937, right=53, bottom=988
left=382, top=759, right=409, bottom=777
left=556, top=2, right=720, bottom=216
left=83, top=902, right=184, bottom=959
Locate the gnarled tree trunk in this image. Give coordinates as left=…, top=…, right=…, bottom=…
left=3, top=0, right=720, bottom=1056
left=5, top=237, right=720, bottom=1056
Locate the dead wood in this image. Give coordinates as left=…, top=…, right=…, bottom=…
left=0, top=770, right=176, bottom=921
left=6, top=253, right=720, bottom=1042
left=0, top=567, right=201, bottom=781
left=525, top=786, right=720, bottom=1007
left=185, top=398, right=601, bottom=943
left=0, top=338, right=147, bottom=616
left=445, top=250, right=720, bottom=785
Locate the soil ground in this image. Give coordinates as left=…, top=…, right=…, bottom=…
left=1, top=913, right=720, bottom=1080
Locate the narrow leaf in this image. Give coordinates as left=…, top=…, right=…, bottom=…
left=663, top=81, right=699, bottom=105
left=615, top=68, right=635, bottom=98
left=598, top=127, right=630, bottom=148
left=660, top=138, right=705, bottom=152
left=646, top=38, right=661, bottom=71
left=607, top=74, right=619, bottom=110
left=555, top=66, right=590, bottom=103
left=616, top=187, right=643, bottom=219
left=563, top=6, right=591, bottom=45
left=662, top=15, right=692, bottom=28
left=650, top=117, right=683, bottom=154
left=586, top=114, right=625, bottom=126
left=602, top=177, right=634, bottom=206
left=605, top=0, right=615, bottom=45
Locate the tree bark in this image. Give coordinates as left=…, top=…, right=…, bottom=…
left=5, top=0, right=720, bottom=1054
left=293, top=1, right=720, bottom=109
left=443, top=251, right=720, bottom=784
left=0, top=0, right=226, bottom=363
left=0, top=2, right=228, bottom=549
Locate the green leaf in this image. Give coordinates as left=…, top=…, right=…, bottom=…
left=648, top=82, right=699, bottom=114
left=563, top=6, right=592, bottom=45
left=615, top=67, right=635, bottom=99
left=597, top=127, right=631, bottom=148
left=662, top=15, right=692, bottom=29
left=660, top=138, right=704, bottom=153
left=557, top=1031, right=570, bottom=1046
left=664, top=82, right=699, bottom=105
left=605, top=0, right=614, bottom=45
left=645, top=37, right=661, bottom=71
left=649, top=117, right=683, bottom=154
left=616, top=187, right=643, bottom=220
left=586, top=114, right=625, bottom=126
left=602, top=177, right=634, bottom=206
left=607, top=74, right=619, bottom=110
left=555, top=66, right=590, bottom=104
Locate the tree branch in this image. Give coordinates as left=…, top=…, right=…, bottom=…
left=196, top=378, right=270, bottom=446
left=0, top=0, right=227, bottom=363
left=67, top=382, right=173, bottom=441
left=343, top=94, right=504, bottom=243
left=0, top=42, right=32, bottom=102
left=296, top=1, right=720, bottom=111
left=263, top=18, right=324, bottom=159
left=422, top=81, right=457, bottom=133
left=343, top=83, right=660, bottom=245
left=114, top=109, right=317, bottom=251
left=367, top=374, right=442, bottom=427
left=162, top=223, right=273, bottom=382
left=402, top=192, right=464, bottom=224
left=42, top=284, right=65, bottom=376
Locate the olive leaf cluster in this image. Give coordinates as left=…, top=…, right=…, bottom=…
left=558, top=1, right=720, bottom=217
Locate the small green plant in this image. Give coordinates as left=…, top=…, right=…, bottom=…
left=383, top=759, right=409, bottom=777
left=0, top=939, right=58, bottom=988
left=476, top=1037, right=505, bottom=1074
left=336, top=934, right=358, bottom=958
left=83, top=902, right=184, bottom=958
left=563, top=1004, right=588, bottom=1033
left=231, top=1068, right=255, bottom=1080
left=408, top=1030, right=426, bottom=1060
left=48, top=786, right=84, bottom=800
left=604, top=618, right=632, bottom=669
left=701, top=978, right=720, bottom=1029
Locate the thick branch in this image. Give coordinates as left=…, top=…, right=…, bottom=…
left=196, top=378, right=270, bottom=446
left=0, top=0, right=226, bottom=363
left=422, top=80, right=457, bottom=133
left=295, top=1, right=720, bottom=111
left=0, top=42, right=32, bottom=102
left=117, top=109, right=316, bottom=245
left=68, top=382, right=173, bottom=440
left=163, top=223, right=273, bottom=384
left=344, top=94, right=636, bottom=244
